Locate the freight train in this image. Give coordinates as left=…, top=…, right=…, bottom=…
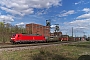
left=10, top=33, right=83, bottom=44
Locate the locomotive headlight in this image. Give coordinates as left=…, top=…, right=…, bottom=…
left=11, top=38, right=15, bottom=39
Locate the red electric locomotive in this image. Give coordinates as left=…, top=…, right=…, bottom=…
left=10, top=34, right=46, bottom=44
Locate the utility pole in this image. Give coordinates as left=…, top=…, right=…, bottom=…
left=72, top=27, right=73, bottom=37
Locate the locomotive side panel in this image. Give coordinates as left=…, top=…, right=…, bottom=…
left=20, top=35, right=46, bottom=42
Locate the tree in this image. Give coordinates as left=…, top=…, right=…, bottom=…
left=0, top=22, right=27, bottom=43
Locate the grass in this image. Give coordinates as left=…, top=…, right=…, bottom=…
left=0, top=41, right=90, bottom=60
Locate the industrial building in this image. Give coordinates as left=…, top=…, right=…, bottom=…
left=26, top=23, right=50, bottom=36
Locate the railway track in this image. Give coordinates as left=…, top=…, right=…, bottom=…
left=0, top=41, right=75, bottom=49
left=0, top=41, right=82, bottom=52
left=0, top=41, right=73, bottom=52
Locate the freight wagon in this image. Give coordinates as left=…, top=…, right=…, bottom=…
left=10, top=34, right=46, bottom=44
left=59, top=35, right=69, bottom=41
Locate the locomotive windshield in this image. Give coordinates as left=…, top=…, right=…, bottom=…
left=12, top=34, right=16, bottom=37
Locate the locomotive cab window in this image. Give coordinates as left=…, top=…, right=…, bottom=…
left=12, top=34, right=16, bottom=37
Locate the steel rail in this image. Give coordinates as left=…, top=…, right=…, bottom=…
left=0, top=41, right=76, bottom=49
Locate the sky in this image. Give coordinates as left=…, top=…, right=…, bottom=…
left=0, top=0, right=90, bottom=37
